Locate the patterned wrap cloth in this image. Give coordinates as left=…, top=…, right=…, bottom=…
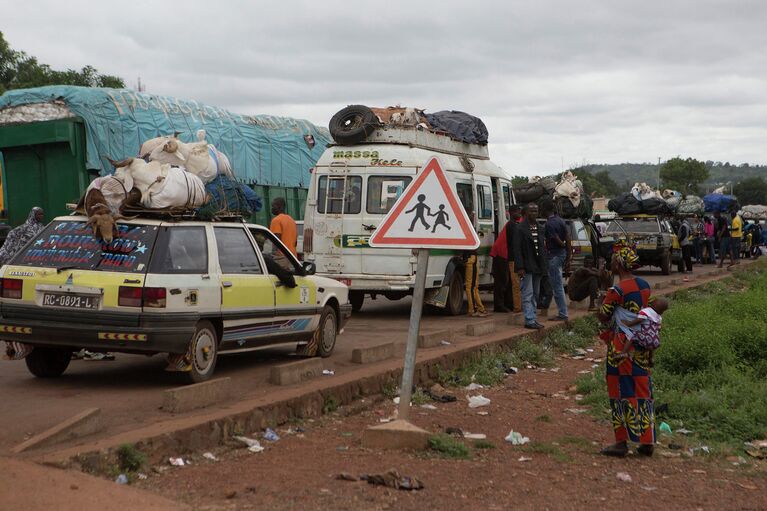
left=599, top=242, right=656, bottom=445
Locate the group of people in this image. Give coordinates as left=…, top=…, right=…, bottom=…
left=675, top=211, right=762, bottom=274
left=472, top=201, right=577, bottom=329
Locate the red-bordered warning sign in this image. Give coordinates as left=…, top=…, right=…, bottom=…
left=369, top=157, right=480, bottom=249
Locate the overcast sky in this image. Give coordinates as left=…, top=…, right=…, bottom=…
left=3, top=1, right=766, bottom=175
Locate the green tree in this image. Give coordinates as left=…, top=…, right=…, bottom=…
left=659, top=157, right=709, bottom=195
left=0, top=31, right=124, bottom=93
left=511, top=175, right=529, bottom=186
left=733, top=177, right=767, bottom=206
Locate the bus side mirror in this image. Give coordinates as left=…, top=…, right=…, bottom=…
left=302, top=261, right=316, bottom=275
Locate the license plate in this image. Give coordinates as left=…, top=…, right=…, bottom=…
left=637, top=244, right=655, bottom=251
left=42, top=293, right=98, bottom=309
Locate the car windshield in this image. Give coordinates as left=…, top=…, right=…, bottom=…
left=605, top=218, right=660, bottom=234
left=11, top=220, right=159, bottom=273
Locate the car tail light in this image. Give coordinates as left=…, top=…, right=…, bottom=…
left=303, top=227, right=313, bottom=254
left=0, top=278, right=23, bottom=299
left=143, top=287, right=167, bottom=308
left=118, top=286, right=142, bottom=307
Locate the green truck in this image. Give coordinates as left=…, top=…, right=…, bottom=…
left=0, top=86, right=329, bottom=229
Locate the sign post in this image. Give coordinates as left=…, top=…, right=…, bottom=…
left=397, top=248, right=429, bottom=420
left=368, top=156, right=480, bottom=428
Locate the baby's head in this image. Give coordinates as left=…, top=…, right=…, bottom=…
left=651, top=297, right=669, bottom=315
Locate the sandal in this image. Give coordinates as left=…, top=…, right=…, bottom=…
left=600, top=443, right=629, bottom=457
left=636, top=444, right=654, bottom=457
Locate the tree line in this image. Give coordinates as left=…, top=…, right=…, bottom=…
left=0, top=32, right=124, bottom=94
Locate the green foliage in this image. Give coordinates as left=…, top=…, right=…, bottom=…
left=535, top=414, right=552, bottom=423
left=428, top=434, right=471, bottom=459
left=733, top=177, right=767, bottom=206
left=511, top=175, right=529, bottom=186
left=411, top=388, right=432, bottom=406
left=322, top=395, right=339, bottom=414
left=660, top=157, right=710, bottom=194
left=518, top=442, right=572, bottom=462
left=436, top=346, right=520, bottom=387
left=116, top=444, right=146, bottom=473
left=573, top=168, right=621, bottom=197
left=512, top=338, right=555, bottom=368
left=0, top=31, right=124, bottom=94
left=473, top=439, right=496, bottom=449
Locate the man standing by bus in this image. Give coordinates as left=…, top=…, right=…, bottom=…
left=514, top=203, right=548, bottom=329
left=490, top=205, right=521, bottom=312
left=270, top=197, right=298, bottom=256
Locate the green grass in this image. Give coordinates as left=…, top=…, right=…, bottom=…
left=436, top=316, right=601, bottom=388
left=519, top=442, right=573, bottom=463
left=411, top=388, right=432, bottom=406
left=473, top=439, right=496, bottom=450
left=535, top=414, right=552, bottom=423
left=116, top=443, right=146, bottom=473
left=428, top=434, right=471, bottom=459
left=578, top=260, right=767, bottom=450
left=322, top=395, right=339, bottom=414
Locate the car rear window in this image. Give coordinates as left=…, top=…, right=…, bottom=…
left=12, top=220, right=158, bottom=273
left=605, top=219, right=660, bottom=234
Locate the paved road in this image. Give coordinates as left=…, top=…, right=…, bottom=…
left=0, top=263, right=729, bottom=453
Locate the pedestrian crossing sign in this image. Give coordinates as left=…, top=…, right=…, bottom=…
left=369, top=157, right=480, bottom=249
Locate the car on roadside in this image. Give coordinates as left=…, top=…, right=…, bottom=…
left=604, top=214, right=682, bottom=274
left=0, top=215, right=351, bottom=383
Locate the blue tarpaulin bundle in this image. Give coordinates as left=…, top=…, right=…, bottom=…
left=703, top=193, right=739, bottom=213
left=197, top=175, right=263, bottom=219
left=0, top=86, right=330, bottom=188
left=424, top=110, right=489, bottom=144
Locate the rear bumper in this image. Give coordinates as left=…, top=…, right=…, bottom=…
left=318, top=273, right=416, bottom=291
left=0, top=306, right=197, bottom=354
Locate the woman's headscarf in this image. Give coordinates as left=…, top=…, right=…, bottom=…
left=612, top=239, right=640, bottom=271
left=0, top=207, right=45, bottom=266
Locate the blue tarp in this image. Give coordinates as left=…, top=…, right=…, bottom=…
left=0, top=86, right=330, bottom=188
left=703, top=193, right=739, bottom=213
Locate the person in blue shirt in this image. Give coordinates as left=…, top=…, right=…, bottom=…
left=541, top=200, right=571, bottom=321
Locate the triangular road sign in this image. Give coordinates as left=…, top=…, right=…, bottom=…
left=369, top=157, right=480, bottom=249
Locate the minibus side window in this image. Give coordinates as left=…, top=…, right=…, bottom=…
left=456, top=183, right=474, bottom=219
left=367, top=176, right=412, bottom=214
left=317, top=176, right=362, bottom=214
left=477, top=184, right=492, bottom=219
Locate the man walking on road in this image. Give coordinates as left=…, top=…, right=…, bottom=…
left=270, top=197, right=298, bottom=256
left=541, top=200, right=570, bottom=321
left=513, top=203, right=548, bottom=330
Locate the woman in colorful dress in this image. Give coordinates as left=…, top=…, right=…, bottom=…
left=598, top=240, right=656, bottom=457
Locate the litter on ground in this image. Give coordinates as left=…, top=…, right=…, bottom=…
left=202, top=452, right=218, bottom=461
left=616, top=472, right=633, bottom=483
left=467, top=395, right=491, bottom=408
left=234, top=436, right=265, bottom=453
left=361, top=470, right=424, bottom=491
left=505, top=430, right=530, bottom=445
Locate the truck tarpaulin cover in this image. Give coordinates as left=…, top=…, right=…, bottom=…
left=0, top=86, right=330, bottom=187
left=424, top=111, right=489, bottom=145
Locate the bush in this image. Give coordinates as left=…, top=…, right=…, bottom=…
left=428, top=434, right=471, bottom=459
left=116, top=443, right=146, bottom=473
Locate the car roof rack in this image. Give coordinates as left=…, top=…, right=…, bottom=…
left=115, top=206, right=246, bottom=223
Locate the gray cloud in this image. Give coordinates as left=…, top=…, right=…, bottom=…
left=3, top=0, right=767, bottom=174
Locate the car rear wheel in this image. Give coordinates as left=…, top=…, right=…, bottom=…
left=349, top=291, right=364, bottom=313
left=315, top=305, right=338, bottom=357
left=660, top=250, right=671, bottom=275
left=184, top=321, right=218, bottom=384
left=25, top=346, right=72, bottom=378
left=445, top=270, right=464, bottom=316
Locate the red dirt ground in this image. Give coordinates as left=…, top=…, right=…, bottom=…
left=138, top=342, right=767, bottom=511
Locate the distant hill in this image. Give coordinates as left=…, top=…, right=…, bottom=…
left=574, top=162, right=767, bottom=192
